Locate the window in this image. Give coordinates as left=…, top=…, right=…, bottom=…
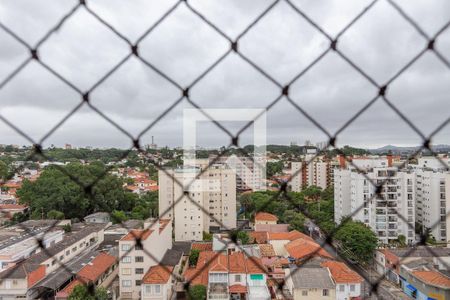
left=66, top=250, right=70, bottom=256
left=339, top=285, right=345, bottom=292
left=135, top=244, right=143, bottom=250
left=122, top=280, right=131, bottom=287
left=121, top=244, right=131, bottom=251
left=154, top=284, right=161, bottom=294
left=135, top=280, right=141, bottom=286
left=350, top=284, right=355, bottom=292
left=121, top=268, right=131, bottom=275
left=122, top=256, right=131, bottom=263
left=322, top=289, right=329, bottom=296
left=235, top=274, right=241, bottom=282
left=302, top=290, right=308, bottom=296
left=250, top=274, right=263, bottom=280
left=135, top=256, right=144, bottom=263
left=209, top=273, right=227, bottom=282
left=135, top=268, right=144, bottom=274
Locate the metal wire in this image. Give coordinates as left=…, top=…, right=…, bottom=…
left=0, top=0, right=449, bottom=299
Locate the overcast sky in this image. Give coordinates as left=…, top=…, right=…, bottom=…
left=0, top=0, right=449, bottom=149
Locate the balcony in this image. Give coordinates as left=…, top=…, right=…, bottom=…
left=208, top=283, right=228, bottom=300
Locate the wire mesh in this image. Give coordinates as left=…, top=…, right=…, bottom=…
left=0, top=0, right=449, bottom=299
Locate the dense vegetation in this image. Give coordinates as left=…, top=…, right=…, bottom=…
left=68, top=285, right=108, bottom=300
left=17, top=162, right=157, bottom=220
left=188, top=285, right=206, bottom=300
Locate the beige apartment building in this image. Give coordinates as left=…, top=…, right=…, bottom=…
left=118, top=219, right=172, bottom=300
left=159, top=165, right=236, bottom=241
left=290, top=156, right=332, bottom=192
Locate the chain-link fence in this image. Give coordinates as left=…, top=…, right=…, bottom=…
left=0, top=0, right=449, bottom=299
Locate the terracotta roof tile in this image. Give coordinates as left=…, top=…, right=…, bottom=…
left=245, top=256, right=267, bottom=274
left=321, top=261, right=363, bottom=283
left=120, top=229, right=153, bottom=241
left=142, top=265, right=173, bottom=284
left=229, top=252, right=246, bottom=273
left=249, top=231, right=268, bottom=244
left=285, top=238, right=333, bottom=260
left=412, top=270, right=450, bottom=288
left=268, top=230, right=313, bottom=241
left=77, top=252, right=117, bottom=282
left=259, top=244, right=276, bottom=257
left=191, top=242, right=213, bottom=251
left=184, top=251, right=226, bottom=286
left=255, top=212, right=278, bottom=222
left=229, top=284, right=247, bottom=293
left=56, top=279, right=81, bottom=298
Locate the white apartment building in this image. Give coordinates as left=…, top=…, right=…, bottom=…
left=334, top=167, right=416, bottom=244
left=415, top=169, right=450, bottom=242
left=217, top=155, right=266, bottom=191
left=119, top=219, right=172, bottom=300
left=159, top=165, right=236, bottom=241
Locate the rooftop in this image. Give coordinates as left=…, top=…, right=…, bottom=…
left=255, top=212, right=278, bottom=222
left=285, top=238, right=333, bottom=260
left=321, top=260, right=363, bottom=283
left=142, top=265, right=173, bottom=284
left=77, top=252, right=117, bottom=282
left=268, top=230, right=313, bottom=241
left=412, top=269, right=450, bottom=289
left=289, top=266, right=335, bottom=289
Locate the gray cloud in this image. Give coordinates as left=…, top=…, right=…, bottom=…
left=0, top=0, right=449, bottom=149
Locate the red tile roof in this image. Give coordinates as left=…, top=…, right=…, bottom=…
left=77, top=252, right=117, bottom=282
left=249, top=231, right=268, bottom=244
left=185, top=251, right=224, bottom=285
left=259, top=244, right=276, bottom=257
left=229, top=284, right=247, bottom=293
left=0, top=204, right=27, bottom=210
left=229, top=252, right=246, bottom=273
left=412, top=270, right=450, bottom=288
left=255, top=212, right=278, bottom=222
left=285, top=238, right=333, bottom=260
left=321, top=261, right=363, bottom=283
left=121, top=229, right=153, bottom=241
left=191, top=242, right=213, bottom=251
left=268, top=230, right=313, bottom=241
left=142, top=265, right=173, bottom=284
left=245, top=256, right=267, bottom=274
left=56, top=279, right=81, bottom=298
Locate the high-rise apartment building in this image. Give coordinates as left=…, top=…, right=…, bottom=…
left=159, top=165, right=236, bottom=241
left=412, top=156, right=450, bottom=243
left=289, top=156, right=333, bottom=191
left=334, top=167, right=416, bottom=244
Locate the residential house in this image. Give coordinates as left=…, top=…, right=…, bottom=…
left=141, top=265, right=174, bottom=300
left=285, top=238, right=333, bottom=263
left=84, top=212, right=111, bottom=224
left=267, top=230, right=313, bottom=256
left=285, top=266, right=336, bottom=300
left=255, top=212, right=278, bottom=225
left=321, top=261, right=363, bottom=300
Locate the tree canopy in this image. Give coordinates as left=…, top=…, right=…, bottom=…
left=68, top=284, right=108, bottom=300
left=17, top=162, right=138, bottom=219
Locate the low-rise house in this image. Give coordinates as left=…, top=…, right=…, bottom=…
left=285, top=238, right=333, bottom=263
left=55, top=251, right=118, bottom=299
left=255, top=212, right=278, bottom=225
left=141, top=265, right=174, bottom=300
left=400, top=261, right=450, bottom=300
left=267, top=230, right=312, bottom=256
left=184, top=250, right=270, bottom=300
left=84, top=212, right=111, bottom=224
left=0, top=223, right=105, bottom=299
left=374, top=247, right=450, bottom=284
left=285, top=266, right=336, bottom=299
left=321, top=261, right=363, bottom=300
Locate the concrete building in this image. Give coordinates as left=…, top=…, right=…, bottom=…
left=289, top=157, right=333, bottom=192
left=84, top=212, right=111, bottom=224
left=118, top=219, right=172, bottom=300
left=415, top=169, right=450, bottom=243
left=285, top=265, right=336, bottom=300
left=141, top=265, right=173, bottom=300
left=158, top=165, right=236, bottom=241
left=0, top=223, right=105, bottom=299
left=334, top=167, right=416, bottom=244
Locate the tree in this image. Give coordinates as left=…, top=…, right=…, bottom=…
left=397, top=234, right=406, bottom=247
left=188, top=284, right=206, bottom=300
left=334, top=220, right=378, bottom=264
left=236, top=231, right=250, bottom=244
left=0, top=161, right=9, bottom=182
left=189, top=249, right=200, bottom=267
left=266, top=161, right=283, bottom=178
left=68, top=284, right=108, bottom=300
left=17, top=162, right=137, bottom=219
left=47, top=210, right=65, bottom=220
left=288, top=212, right=306, bottom=232
left=111, top=210, right=128, bottom=224
left=203, top=231, right=213, bottom=241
